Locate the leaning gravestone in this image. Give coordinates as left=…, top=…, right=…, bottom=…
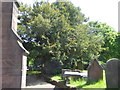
left=105, top=58, right=120, bottom=88
left=87, top=59, right=103, bottom=82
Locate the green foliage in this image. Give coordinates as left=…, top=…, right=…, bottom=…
left=114, top=32, right=120, bottom=59
left=88, top=21, right=119, bottom=62
left=51, top=74, right=63, bottom=81
left=27, top=71, right=41, bottom=75
left=18, top=1, right=104, bottom=70
left=76, top=79, right=106, bottom=88
left=50, top=71, right=106, bottom=88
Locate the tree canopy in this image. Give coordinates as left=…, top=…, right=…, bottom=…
left=18, top=1, right=109, bottom=71
left=88, top=21, right=120, bottom=62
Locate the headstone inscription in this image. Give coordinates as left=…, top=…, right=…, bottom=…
left=105, top=58, right=120, bottom=88
left=87, top=59, right=103, bottom=82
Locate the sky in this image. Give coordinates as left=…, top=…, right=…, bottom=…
left=18, top=0, right=119, bottom=32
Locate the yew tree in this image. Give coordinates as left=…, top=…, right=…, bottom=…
left=18, top=1, right=104, bottom=70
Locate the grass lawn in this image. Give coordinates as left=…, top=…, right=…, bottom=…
left=27, top=71, right=41, bottom=75
left=51, top=74, right=63, bottom=81
left=51, top=70, right=106, bottom=88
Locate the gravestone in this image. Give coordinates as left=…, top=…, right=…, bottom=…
left=105, top=58, right=120, bottom=88
left=76, top=61, right=83, bottom=70
left=87, top=59, right=103, bottom=82
left=62, top=69, right=70, bottom=80
left=1, top=1, right=29, bottom=88
left=43, top=61, right=62, bottom=75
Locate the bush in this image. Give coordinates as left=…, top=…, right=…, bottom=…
left=43, top=61, right=62, bottom=75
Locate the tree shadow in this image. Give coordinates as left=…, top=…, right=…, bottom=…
left=77, top=81, right=98, bottom=88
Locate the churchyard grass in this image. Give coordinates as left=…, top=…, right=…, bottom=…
left=51, top=70, right=106, bottom=88
left=51, top=74, right=63, bottom=81
left=27, top=71, right=41, bottom=75
left=68, top=78, right=106, bottom=88
left=69, top=70, right=106, bottom=88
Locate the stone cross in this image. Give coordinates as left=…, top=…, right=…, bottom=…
left=105, top=58, right=120, bottom=88
left=87, top=59, right=103, bottom=82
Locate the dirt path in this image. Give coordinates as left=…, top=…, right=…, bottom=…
left=26, top=83, right=55, bottom=88
left=25, top=75, right=55, bottom=88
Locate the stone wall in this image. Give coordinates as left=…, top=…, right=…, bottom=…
left=0, top=1, right=2, bottom=89
left=1, top=2, right=28, bottom=88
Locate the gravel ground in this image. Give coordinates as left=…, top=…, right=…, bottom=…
left=26, top=83, right=55, bottom=88
left=25, top=75, right=55, bottom=89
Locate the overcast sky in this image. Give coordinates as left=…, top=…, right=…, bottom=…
left=18, top=0, right=119, bottom=32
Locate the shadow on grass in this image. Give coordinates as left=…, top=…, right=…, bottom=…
left=58, top=80, right=66, bottom=85
left=77, top=80, right=98, bottom=88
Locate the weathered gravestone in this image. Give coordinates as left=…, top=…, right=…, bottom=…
left=62, top=69, right=70, bottom=80
left=87, top=59, right=103, bottom=82
left=105, top=58, right=120, bottom=88
left=76, top=61, right=83, bottom=70
left=43, top=61, right=62, bottom=75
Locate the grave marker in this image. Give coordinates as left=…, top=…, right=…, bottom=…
left=105, top=58, right=120, bottom=88
left=87, top=59, right=103, bottom=82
